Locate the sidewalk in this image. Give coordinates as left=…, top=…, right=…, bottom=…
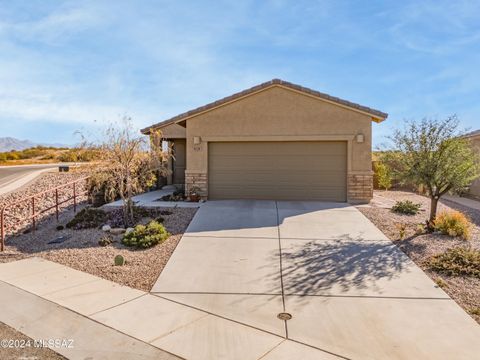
left=0, top=258, right=325, bottom=360
left=103, top=190, right=203, bottom=209
left=442, top=194, right=480, bottom=211
left=0, top=277, right=178, bottom=359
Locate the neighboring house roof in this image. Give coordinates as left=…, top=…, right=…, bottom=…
left=141, top=78, right=388, bottom=134
left=464, top=129, right=480, bottom=139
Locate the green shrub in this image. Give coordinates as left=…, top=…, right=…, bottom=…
left=374, top=162, right=392, bottom=190
left=428, top=247, right=480, bottom=278
left=66, top=208, right=107, bottom=229
left=391, top=200, right=422, bottom=215
left=122, top=220, right=169, bottom=248
left=434, top=210, right=472, bottom=240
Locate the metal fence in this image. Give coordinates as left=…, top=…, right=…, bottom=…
left=0, top=177, right=89, bottom=251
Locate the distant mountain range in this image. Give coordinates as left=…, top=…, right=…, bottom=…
left=0, top=137, right=69, bottom=152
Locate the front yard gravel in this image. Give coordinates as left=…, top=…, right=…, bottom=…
left=0, top=172, right=198, bottom=291
left=0, top=205, right=197, bottom=291
left=358, top=190, right=480, bottom=324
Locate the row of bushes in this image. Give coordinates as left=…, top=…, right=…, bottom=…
left=0, top=146, right=99, bottom=162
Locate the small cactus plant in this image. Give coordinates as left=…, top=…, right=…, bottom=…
left=114, top=254, right=125, bottom=266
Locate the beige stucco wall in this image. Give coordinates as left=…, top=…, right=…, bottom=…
left=159, top=123, right=186, bottom=139
left=183, top=85, right=374, bottom=202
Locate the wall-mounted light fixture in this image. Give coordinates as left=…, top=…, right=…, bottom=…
left=193, top=136, right=201, bottom=145
left=356, top=133, right=364, bottom=143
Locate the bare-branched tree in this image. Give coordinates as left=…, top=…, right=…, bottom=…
left=85, top=117, right=169, bottom=226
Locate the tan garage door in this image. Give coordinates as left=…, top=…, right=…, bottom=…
left=208, top=141, right=347, bottom=201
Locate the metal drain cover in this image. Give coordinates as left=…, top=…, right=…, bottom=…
left=277, top=312, right=292, bottom=320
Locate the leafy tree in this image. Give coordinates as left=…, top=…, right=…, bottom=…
left=382, top=115, right=479, bottom=227
left=374, top=162, right=392, bottom=190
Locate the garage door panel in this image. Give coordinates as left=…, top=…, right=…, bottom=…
left=208, top=142, right=347, bottom=201
left=211, top=156, right=345, bottom=171
left=210, top=171, right=345, bottom=184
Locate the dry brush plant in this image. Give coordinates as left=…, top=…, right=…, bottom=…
left=82, top=117, right=170, bottom=226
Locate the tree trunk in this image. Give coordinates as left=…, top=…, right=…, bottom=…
left=428, top=196, right=439, bottom=230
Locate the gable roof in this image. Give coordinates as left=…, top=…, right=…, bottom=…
left=141, top=79, right=388, bottom=134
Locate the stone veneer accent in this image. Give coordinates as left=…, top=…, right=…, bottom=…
left=185, top=171, right=208, bottom=197
left=348, top=173, right=373, bottom=203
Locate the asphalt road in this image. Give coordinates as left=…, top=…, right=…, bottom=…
left=0, top=164, right=69, bottom=194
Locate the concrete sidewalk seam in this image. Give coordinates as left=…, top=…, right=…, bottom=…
left=147, top=313, right=211, bottom=344
left=275, top=201, right=288, bottom=339
left=87, top=293, right=149, bottom=317
left=150, top=291, right=283, bottom=296
left=257, top=339, right=286, bottom=360
left=279, top=237, right=391, bottom=241
left=0, top=280, right=184, bottom=360
left=283, top=293, right=454, bottom=300
left=153, top=293, right=287, bottom=339
left=182, top=234, right=279, bottom=239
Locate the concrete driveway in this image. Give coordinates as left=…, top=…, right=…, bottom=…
left=152, top=200, right=480, bottom=359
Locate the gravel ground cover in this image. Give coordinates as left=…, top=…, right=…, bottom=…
left=0, top=321, right=66, bottom=360
left=358, top=190, right=480, bottom=324
left=0, top=204, right=197, bottom=291
left=0, top=172, right=88, bottom=238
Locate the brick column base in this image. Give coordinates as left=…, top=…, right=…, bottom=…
left=348, top=174, right=373, bottom=204
left=185, top=171, right=208, bottom=198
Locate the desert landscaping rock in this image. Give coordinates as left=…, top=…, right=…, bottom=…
left=102, top=224, right=112, bottom=232
left=0, top=205, right=197, bottom=291
left=358, top=190, right=480, bottom=324
left=109, top=227, right=125, bottom=235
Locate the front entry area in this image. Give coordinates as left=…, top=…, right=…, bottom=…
left=208, top=141, right=347, bottom=201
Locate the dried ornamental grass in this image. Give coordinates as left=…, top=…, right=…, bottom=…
left=428, top=247, right=480, bottom=278
left=434, top=210, right=473, bottom=240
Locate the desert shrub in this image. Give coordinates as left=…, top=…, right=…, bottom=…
left=395, top=223, right=407, bottom=240
left=66, top=207, right=107, bottom=229
left=391, top=200, right=421, bottom=215
left=428, top=247, right=480, bottom=278
left=374, top=162, right=392, bottom=190
left=434, top=210, right=472, bottom=240
left=122, top=220, right=169, bottom=248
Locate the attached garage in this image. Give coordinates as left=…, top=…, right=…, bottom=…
left=142, top=79, right=388, bottom=204
left=208, top=141, right=347, bottom=201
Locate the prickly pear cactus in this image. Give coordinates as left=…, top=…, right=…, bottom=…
left=114, top=254, right=125, bottom=266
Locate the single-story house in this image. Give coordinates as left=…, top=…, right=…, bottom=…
left=464, top=129, right=480, bottom=199
left=141, top=79, right=388, bottom=203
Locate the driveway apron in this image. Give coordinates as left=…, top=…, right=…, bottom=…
left=151, top=200, right=480, bottom=359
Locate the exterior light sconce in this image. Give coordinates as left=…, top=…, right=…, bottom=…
left=356, top=133, right=365, bottom=143
left=193, top=136, right=201, bottom=145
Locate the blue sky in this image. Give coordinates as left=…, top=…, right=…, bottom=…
left=0, top=0, right=479, bottom=147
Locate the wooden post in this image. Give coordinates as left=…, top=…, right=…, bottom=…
left=55, top=189, right=59, bottom=221
left=32, top=196, right=36, bottom=232
left=1, top=208, right=4, bottom=252
left=73, top=182, right=77, bottom=213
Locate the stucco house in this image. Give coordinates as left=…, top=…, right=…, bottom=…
left=141, top=79, right=388, bottom=203
left=464, top=129, right=480, bottom=199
